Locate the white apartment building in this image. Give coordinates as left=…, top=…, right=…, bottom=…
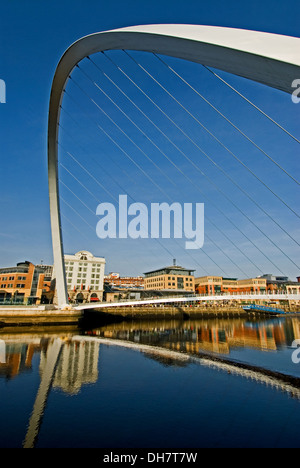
left=64, top=250, right=106, bottom=303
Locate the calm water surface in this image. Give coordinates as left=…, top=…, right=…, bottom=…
left=0, top=316, right=299, bottom=448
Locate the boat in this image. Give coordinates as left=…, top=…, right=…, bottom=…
left=243, top=304, right=285, bottom=315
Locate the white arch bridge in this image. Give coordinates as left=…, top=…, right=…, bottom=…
left=75, top=291, right=300, bottom=311
left=48, top=25, right=300, bottom=309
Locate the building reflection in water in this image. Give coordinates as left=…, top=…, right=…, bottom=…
left=89, top=317, right=300, bottom=357
left=0, top=339, right=5, bottom=364
left=0, top=335, right=99, bottom=389
left=0, top=318, right=299, bottom=383
left=0, top=334, right=100, bottom=447
left=0, top=317, right=299, bottom=447
left=0, top=339, right=42, bottom=379
left=22, top=337, right=99, bottom=448
left=51, top=339, right=99, bottom=394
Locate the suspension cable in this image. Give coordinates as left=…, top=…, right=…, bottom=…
left=153, top=53, right=299, bottom=187
left=122, top=51, right=299, bottom=270
left=101, top=51, right=297, bottom=273
left=59, top=131, right=215, bottom=275
left=202, top=64, right=300, bottom=145
left=144, top=53, right=300, bottom=221
left=64, top=71, right=264, bottom=275
left=96, top=53, right=279, bottom=274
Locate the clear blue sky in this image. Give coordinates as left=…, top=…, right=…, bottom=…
left=0, top=0, right=299, bottom=279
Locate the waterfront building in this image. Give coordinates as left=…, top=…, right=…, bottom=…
left=144, top=265, right=195, bottom=292
left=0, top=261, right=53, bottom=305
left=104, top=284, right=143, bottom=303
left=104, top=272, right=144, bottom=289
left=63, top=251, right=106, bottom=304
left=260, top=274, right=299, bottom=292
left=260, top=274, right=290, bottom=283
left=195, top=276, right=267, bottom=295
left=234, top=277, right=267, bottom=292
left=261, top=274, right=300, bottom=306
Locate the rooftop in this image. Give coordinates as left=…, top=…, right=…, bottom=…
left=144, top=265, right=195, bottom=277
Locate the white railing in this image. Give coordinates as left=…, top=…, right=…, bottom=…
left=76, top=290, right=300, bottom=309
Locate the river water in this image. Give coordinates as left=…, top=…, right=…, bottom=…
left=0, top=316, right=299, bottom=448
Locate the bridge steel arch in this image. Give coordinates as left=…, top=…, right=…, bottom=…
left=48, top=24, right=300, bottom=308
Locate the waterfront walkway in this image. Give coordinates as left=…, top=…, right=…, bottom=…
left=76, top=291, right=300, bottom=310
left=0, top=292, right=298, bottom=326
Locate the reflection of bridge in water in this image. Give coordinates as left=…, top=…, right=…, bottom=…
left=89, top=316, right=300, bottom=354
left=92, top=336, right=300, bottom=397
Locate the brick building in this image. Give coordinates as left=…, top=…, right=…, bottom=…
left=0, top=261, right=53, bottom=305
left=104, top=273, right=144, bottom=289
left=144, top=265, right=195, bottom=292
left=195, top=276, right=267, bottom=295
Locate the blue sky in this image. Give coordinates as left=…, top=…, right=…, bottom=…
left=0, top=0, right=299, bottom=279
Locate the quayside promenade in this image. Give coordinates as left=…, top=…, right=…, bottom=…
left=0, top=301, right=299, bottom=327
left=0, top=305, right=82, bottom=326
left=0, top=304, right=247, bottom=326
left=83, top=303, right=299, bottom=321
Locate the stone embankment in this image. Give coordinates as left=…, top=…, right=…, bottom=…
left=0, top=303, right=298, bottom=326
left=84, top=303, right=299, bottom=320
left=0, top=306, right=83, bottom=326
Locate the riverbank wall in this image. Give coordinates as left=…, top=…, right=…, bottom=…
left=0, top=306, right=83, bottom=326
left=0, top=304, right=298, bottom=326
left=83, top=304, right=299, bottom=321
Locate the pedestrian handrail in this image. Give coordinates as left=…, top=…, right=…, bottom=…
left=76, top=289, right=300, bottom=309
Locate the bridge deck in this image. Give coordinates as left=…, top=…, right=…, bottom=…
left=75, top=293, right=300, bottom=310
